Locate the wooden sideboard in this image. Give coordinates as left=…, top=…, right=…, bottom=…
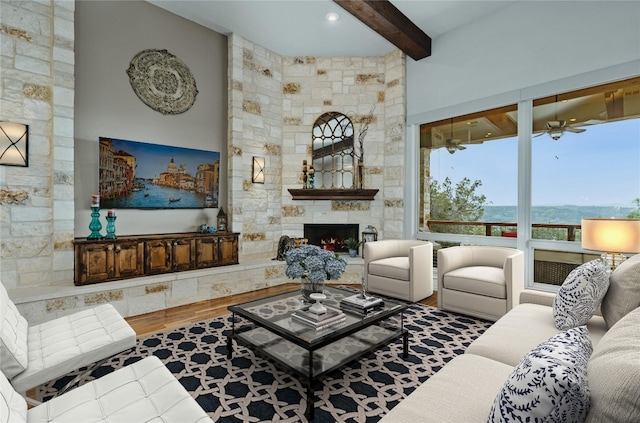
left=74, top=232, right=239, bottom=286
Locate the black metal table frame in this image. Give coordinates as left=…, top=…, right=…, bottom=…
left=226, top=288, right=408, bottom=420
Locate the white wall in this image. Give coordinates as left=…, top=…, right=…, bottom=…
left=74, top=1, right=228, bottom=236
left=407, top=1, right=640, bottom=120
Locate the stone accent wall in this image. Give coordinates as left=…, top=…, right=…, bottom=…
left=0, top=1, right=75, bottom=290
left=228, top=34, right=284, bottom=260
left=279, top=52, right=407, bottom=240
left=228, top=36, right=407, bottom=260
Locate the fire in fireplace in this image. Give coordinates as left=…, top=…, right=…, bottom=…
left=304, top=224, right=359, bottom=253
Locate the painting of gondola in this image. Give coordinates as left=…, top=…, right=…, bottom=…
left=99, top=137, right=220, bottom=209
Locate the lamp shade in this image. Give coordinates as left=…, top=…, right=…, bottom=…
left=581, top=218, right=640, bottom=254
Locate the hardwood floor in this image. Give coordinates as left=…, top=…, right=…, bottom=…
left=126, top=283, right=438, bottom=337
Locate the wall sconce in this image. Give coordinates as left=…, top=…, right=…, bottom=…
left=0, top=122, right=28, bottom=167
left=582, top=218, right=640, bottom=270
left=252, top=156, right=265, bottom=184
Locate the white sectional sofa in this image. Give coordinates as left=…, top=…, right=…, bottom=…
left=381, top=254, right=640, bottom=423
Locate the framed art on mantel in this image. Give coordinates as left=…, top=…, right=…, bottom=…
left=99, top=137, right=220, bottom=209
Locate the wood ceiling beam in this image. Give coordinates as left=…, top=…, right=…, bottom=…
left=333, top=0, right=432, bottom=60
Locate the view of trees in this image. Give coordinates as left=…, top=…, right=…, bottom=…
left=430, top=177, right=640, bottom=241
left=628, top=198, right=640, bottom=218
left=429, top=177, right=488, bottom=235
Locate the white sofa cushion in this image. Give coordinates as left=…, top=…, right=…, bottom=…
left=0, top=283, right=29, bottom=380
left=600, top=253, right=640, bottom=329
left=0, top=368, right=27, bottom=423
left=586, top=306, right=640, bottom=423
left=488, top=326, right=592, bottom=423
left=466, top=303, right=606, bottom=367
left=553, top=259, right=609, bottom=330
left=379, top=354, right=513, bottom=423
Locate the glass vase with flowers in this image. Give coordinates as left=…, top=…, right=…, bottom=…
left=285, top=245, right=347, bottom=302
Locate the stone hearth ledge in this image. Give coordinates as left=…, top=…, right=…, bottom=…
left=8, top=256, right=364, bottom=324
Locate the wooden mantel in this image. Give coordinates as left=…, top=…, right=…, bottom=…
left=288, top=188, right=379, bottom=200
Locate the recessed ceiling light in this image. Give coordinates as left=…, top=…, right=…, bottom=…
left=326, top=12, right=339, bottom=22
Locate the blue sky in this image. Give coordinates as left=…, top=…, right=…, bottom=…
left=109, top=138, right=220, bottom=179
left=429, top=119, right=640, bottom=207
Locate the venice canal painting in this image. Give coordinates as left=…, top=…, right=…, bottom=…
left=99, top=137, right=220, bottom=209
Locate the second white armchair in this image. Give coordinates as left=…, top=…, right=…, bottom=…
left=437, top=245, right=524, bottom=321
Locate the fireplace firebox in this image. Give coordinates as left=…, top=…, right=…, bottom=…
left=304, top=224, right=359, bottom=254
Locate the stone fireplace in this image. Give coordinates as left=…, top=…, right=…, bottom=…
left=304, top=224, right=359, bottom=253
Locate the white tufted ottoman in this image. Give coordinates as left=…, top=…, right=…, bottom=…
left=1, top=355, right=212, bottom=423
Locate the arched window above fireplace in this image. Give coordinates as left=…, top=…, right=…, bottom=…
left=312, top=112, right=355, bottom=189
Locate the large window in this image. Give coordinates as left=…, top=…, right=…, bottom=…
left=419, top=105, right=518, bottom=236
left=418, top=76, right=640, bottom=288
left=532, top=82, right=640, bottom=241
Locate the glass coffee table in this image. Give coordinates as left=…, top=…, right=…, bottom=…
left=226, top=286, right=408, bottom=419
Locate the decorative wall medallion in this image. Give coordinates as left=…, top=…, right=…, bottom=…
left=126, top=49, right=198, bottom=115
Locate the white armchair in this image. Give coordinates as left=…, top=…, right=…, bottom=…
left=0, top=282, right=136, bottom=394
left=364, top=240, right=434, bottom=302
left=437, top=246, right=524, bottom=321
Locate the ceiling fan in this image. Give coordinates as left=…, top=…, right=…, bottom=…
left=540, top=120, right=586, bottom=141
left=445, top=118, right=466, bottom=154
left=446, top=138, right=466, bottom=154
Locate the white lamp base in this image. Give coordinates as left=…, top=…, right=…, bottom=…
left=601, top=252, right=627, bottom=271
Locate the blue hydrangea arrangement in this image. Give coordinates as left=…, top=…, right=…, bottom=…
left=285, top=244, right=347, bottom=283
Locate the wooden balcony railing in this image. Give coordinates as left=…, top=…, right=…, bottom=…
left=425, top=220, right=581, bottom=241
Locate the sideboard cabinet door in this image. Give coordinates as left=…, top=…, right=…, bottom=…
left=75, top=243, right=115, bottom=285
left=219, top=235, right=239, bottom=265
left=145, top=239, right=173, bottom=274
left=196, top=236, right=219, bottom=268
left=172, top=238, right=195, bottom=271
left=114, top=240, right=144, bottom=279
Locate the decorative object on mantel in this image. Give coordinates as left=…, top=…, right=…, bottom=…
left=285, top=244, right=347, bottom=302
left=126, top=49, right=198, bottom=115
left=353, top=104, right=376, bottom=189
left=217, top=207, right=227, bottom=232
left=301, top=160, right=308, bottom=189
left=288, top=188, right=378, bottom=200
left=88, top=195, right=103, bottom=240
left=308, top=164, right=315, bottom=188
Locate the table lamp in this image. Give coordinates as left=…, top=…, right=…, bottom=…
left=581, top=218, right=640, bottom=270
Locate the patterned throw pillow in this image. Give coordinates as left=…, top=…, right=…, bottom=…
left=553, top=259, right=609, bottom=330
left=487, top=326, right=592, bottom=423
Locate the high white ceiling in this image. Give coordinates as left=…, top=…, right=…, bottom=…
left=147, top=0, right=519, bottom=58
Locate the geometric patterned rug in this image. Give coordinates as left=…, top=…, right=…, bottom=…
left=37, top=304, right=491, bottom=422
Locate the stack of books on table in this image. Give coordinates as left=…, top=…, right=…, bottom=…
left=291, top=306, right=346, bottom=330
left=340, top=294, right=384, bottom=315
